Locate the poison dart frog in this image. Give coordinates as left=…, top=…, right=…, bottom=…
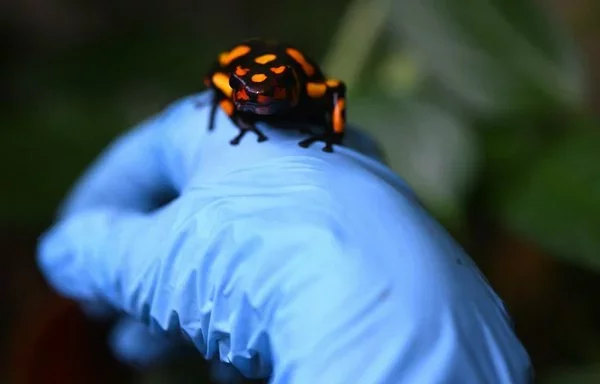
left=196, top=38, right=347, bottom=152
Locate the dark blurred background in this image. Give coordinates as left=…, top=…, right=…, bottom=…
left=2, top=0, right=600, bottom=383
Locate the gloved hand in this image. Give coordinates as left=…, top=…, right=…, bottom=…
left=38, top=91, right=533, bottom=383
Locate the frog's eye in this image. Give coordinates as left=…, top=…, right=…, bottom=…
left=273, top=66, right=297, bottom=87
left=229, top=75, right=242, bottom=89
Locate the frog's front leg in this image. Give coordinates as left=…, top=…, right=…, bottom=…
left=195, top=90, right=220, bottom=131
left=199, top=72, right=238, bottom=133
left=229, top=113, right=269, bottom=146
left=298, top=79, right=346, bottom=153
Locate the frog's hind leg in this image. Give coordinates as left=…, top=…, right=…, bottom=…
left=298, top=79, right=346, bottom=152
left=230, top=115, right=269, bottom=145
left=297, top=115, right=343, bottom=153
left=298, top=132, right=337, bottom=153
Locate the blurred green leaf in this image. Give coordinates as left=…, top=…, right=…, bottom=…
left=352, top=96, right=480, bottom=230
left=389, top=0, right=585, bottom=115
left=0, top=101, right=128, bottom=225
left=323, top=0, right=392, bottom=89
left=541, top=364, right=600, bottom=384
left=1, top=32, right=212, bottom=225
left=376, top=51, right=425, bottom=98
left=489, top=127, right=600, bottom=271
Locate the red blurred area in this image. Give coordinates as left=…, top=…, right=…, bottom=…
left=2, top=230, right=132, bottom=384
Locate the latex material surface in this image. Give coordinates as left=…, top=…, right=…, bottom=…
left=38, top=92, right=532, bottom=383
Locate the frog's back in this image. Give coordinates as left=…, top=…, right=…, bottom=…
left=232, top=38, right=326, bottom=81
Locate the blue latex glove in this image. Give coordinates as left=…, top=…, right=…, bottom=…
left=38, top=91, right=533, bottom=383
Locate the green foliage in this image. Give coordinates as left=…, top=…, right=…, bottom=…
left=541, top=364, right=600, bottom=384
left=371, top=0, right=600, bottom=273
left=390, top=0, right=585, bottom=116
left=489, top=125, right=600, bottom=271
left=351, top=95, right=479, bottom=232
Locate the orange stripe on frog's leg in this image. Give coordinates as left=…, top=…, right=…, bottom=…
left=219, top=99, right=235, bottom=116
left=332, top=98, right=346, bottom=134
left=212, top=72, right=233, bottom=99
left=323, top=78, right=347, bottom=135
left=306, top=82, right=327, bottom=98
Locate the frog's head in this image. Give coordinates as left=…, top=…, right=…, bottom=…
left=229, top=63, right=301, bottom=115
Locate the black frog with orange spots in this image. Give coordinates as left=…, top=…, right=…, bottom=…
left=197, top=38, right=347, bottom=152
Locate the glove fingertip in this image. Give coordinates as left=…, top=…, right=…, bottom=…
left=109, top=317, right=181, bottom=368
